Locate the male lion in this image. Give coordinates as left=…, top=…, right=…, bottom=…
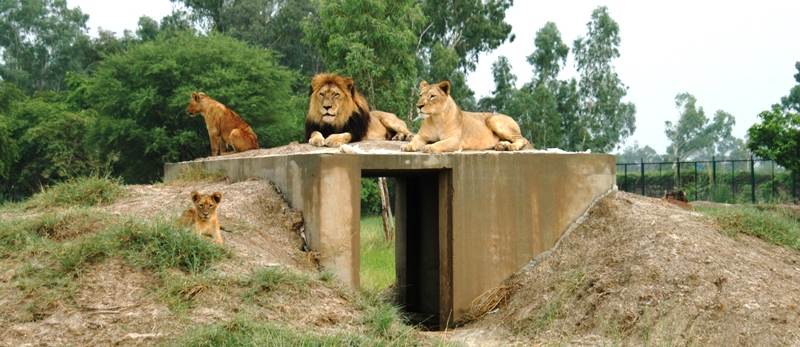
left=178, top=190, right=224, bottom=245
left=305, top=73, right=413, bottom=147
left=401, top=81, right=530, bottom=153
left=187, top=92, right=259, bottom=156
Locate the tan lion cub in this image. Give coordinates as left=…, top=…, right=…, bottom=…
left=178, top=190, right=224, bottom=245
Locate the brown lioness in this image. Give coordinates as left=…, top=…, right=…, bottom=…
left=178, top=190, right=224, bottom=245
left=187, top=92, right=259, bottom=156
left=305, top=73, right=414, bottom=147
left=401, top=80, right=529, bottom=153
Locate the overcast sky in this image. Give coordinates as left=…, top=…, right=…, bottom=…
left=68, top=0, right=800, bottom=154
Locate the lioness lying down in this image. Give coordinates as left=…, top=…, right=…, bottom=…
left=187, top=92, right=259, bottom=156
left=178, top=190, right=224, bottom=245
left=401, top=80, right=530, bottom=153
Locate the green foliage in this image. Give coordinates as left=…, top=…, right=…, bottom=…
left=571, top=6, right=636, bottom=152
left=1, top=89, right=116, bottom=198
left=303, top=0, right=423, bottom=117
left=23, top=175, right=128, bottom=209
left=0, top=0, right=90, bottom=95
left=361, top=178, right=382, bottom=215
left=419, top=0, right=514, bottom=72
left=84, top=32, right=299, bottom=183
left=748, top=62, right=800, bottom=172
left=699, top=206, right=800, bottom=251
left=164, top=164, right=229, bottom=184
left=665, top=93, right=735, bottom=161
left=615, top=141, right=662, bottom=164
left=748, top=105, right=800, bottom=172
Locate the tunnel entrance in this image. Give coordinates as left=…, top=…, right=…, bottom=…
left=362, top=170, right=453, bottom=330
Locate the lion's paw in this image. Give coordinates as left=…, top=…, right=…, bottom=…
left=400, top=143, right=417, bottom=152
left=309, top=137, right=325, bottom=147
left=495, top=141, right=513, bottom=151
left=392, top=133, right=413, bottom=141
left=324, top=139, right=344, bottom=147
left=422, top=145, right=438, bottom=153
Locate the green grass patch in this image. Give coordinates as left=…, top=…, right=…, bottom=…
left=697, top=205, right=800, bottom=250
left=23, top=175, right=129, bottom=209
left=360, top=216, right=395, bottom=292
left=165, top=316, right=410, bottom=347
left=240, top=267, right=313, bottom=305
left=164, top=164, right=228, bottom=184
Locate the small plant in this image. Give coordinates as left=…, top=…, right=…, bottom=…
left=240, top=266, right=312, bottom=304
left=514, top=268, right=586, bottom=336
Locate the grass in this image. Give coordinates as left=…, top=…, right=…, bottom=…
left=360, top=216, right=395, bottom=292
left=22, top=174, right=129, bottom=209
left=697, top=205, right=800, bottom=250
left=513, top=268, right=586, bottom=336
left=164, top=164, right=228, bottom=184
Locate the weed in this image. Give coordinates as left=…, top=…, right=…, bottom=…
left=240, top=267, right=312, bottom=305
left=514, top=268, right=586, bottom=336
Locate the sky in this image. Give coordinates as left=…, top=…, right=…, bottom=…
left=67, top=0, right=800, bottom=154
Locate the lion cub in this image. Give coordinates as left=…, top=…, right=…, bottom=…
left=178, top=190, right=224, bottom=245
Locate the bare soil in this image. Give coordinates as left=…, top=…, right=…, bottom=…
left=443, top=191, right=800, bottom=346
left=2, top=162, right=800, bottom=346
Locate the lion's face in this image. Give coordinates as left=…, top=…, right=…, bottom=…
left=315, top=83, right=347, bottom=124
left=416, top=81, right=451, bottom=119
left=191, top=190, right=222, bottom=221
left=186, top=92, right=206, bottom=117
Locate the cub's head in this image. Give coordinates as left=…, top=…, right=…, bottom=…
left=190, top=190, right=222, bottom=220
left=308, top=73, right=369, bottom=128
left=416, top=81, right=452, bottom=119
left=186, top=92, right=207, bottom=117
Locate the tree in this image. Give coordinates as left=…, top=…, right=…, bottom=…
left=416, top=0, right=514, bottom=110
left=478, top=56, right=516, bottom=113
left=665, top=92, right=735, bottom=162
left=616, top=141, right=661, bottom=163
left=747, top=105, right=800, bottom=172
left=571, top=6, right=636, bottom=152
left=84, top=33, right=299, bottom=183
left=0, top=0, right=90, bottom=94
left=303, top=0, right=422, bottom=118
left=527, top=22, right=569, bottom=85
left=780, top=61, right=800, bottom=112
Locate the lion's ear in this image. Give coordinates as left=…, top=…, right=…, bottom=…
left=191, top=92, right=199, bottom=102
left=211, top=192, right=223, bottom=204
left=420, top=81, right=429, bottom=88
left=191, top=190, right=200, bottom=202
left=438, top=81, right=451, bottom=96
left=344, top=77, right=356, bottom=96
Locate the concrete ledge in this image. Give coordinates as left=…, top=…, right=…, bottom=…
left=164, top=141, right=616, bottom=327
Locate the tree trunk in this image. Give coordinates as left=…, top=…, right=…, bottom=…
left=378, top=177, right=394, bottom=242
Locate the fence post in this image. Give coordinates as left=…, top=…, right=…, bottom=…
left=641, top=158, right=645, bottom=196
left=624, top=164, right=628, bottom=192
left=712, top=156, right=716, bottom=188
left=694, top=162, right=698, bottom=201
left=771, top=161, right=775, bottom=202
left=731, top=161, right=736, bottom=201
left=676, top=158, right=681, bottom=189
left=750, top=155, right=756, bottom=204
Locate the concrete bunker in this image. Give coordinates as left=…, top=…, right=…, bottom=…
left=164, top=143, right=616, bottom=329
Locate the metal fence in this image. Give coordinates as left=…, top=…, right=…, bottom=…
left=616, top=156, right=798, bottom=204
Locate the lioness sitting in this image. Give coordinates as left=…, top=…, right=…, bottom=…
left=401, top=81, right=530, bottom=153
left=187, top=92, right=259, bottom=156
left=178, top=190, right=224, bottom=245
left=306, top=73, right=413, bottom=147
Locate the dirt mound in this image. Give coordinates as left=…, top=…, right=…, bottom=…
left=446, top=191, right=800, bottom=346
left=0, top=179, right=359, bottom=346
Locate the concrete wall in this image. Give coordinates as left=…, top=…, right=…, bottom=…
left=164, top=146, right=616, bottom=328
